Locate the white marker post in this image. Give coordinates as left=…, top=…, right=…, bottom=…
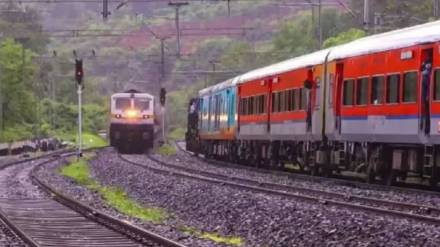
left=75, top=58, right=84, bottom=158
left=162, top=105, right=166, bottom=143
left=77, top=84, right=83, bottom=158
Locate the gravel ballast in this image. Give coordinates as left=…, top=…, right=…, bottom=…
left=39, top=148, right=440, bottom=247
left=140, top=145, right=440, bottom=209
left=37, top=155, right=215, bottom=247
left=0, top=219, right=27, bottom=247
left=0, top=159, right=53, bottom=247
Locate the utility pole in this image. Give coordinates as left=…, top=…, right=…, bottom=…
left=318, top=0, right=322, bottom=49
left=168, top=1, right=189, bottom=58
left=160, top=38, right=166, bottom=82
left=209, top=60, right=217, bottom=73
left=434, top=0, right=440, bottom=19
left=102, top=0, right=110, bottom=21
left=208, top=60, right=218, bottom=87
left=75, top=58, right=84, bottom=158
left=0, top=69, right=3, bottom=140
left=364, top=0, right=370, bottom=30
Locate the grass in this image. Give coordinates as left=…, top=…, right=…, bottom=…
left=55, top=131, right=108, bottom=149
left=80, top=133, right=108, bottom=149
left=61, top=158, right=246, bottom=246
left=183, top=227, right=244, bottom=246
left=168, top=128, right=186, bottom=141
left=157, top=144, right=177, bottom=156
left=60, top=158, right=167, bottom=223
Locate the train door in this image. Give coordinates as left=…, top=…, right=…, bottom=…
left=267, top=79, right=272, bottom=133
left=335, top=62, right=344, bottom=134
left=208, top=96, right=213, bottom=131
left=421, top=46, right=434, bottom=135
left=198, top=98, right=203, bottom=131
left=306, top=69, right=314, bottom=132
left=227, top=89, right=235, bottom=130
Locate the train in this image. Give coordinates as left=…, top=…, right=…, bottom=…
left=109, top=89, right=156, bottom=153
left=186, top=20, right=440, bottom=186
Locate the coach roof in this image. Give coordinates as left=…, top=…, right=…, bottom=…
left=237, top=49, right=331, bottom=84
left=237, top=20, right=440, bottom=84
left=329, top=20, right=440, bottom=60
left=199, top=20, right=440, bottom=94
left=199, top=76, right=240, bottom=96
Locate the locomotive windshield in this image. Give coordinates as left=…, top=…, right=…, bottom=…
left=134, top=98, right=151, bottom=111
left=115, top=98, right=130, bottom=110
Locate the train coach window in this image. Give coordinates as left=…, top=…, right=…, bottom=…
left=294, top=89, right=301, bottom=110
left=248, top=97, right=254, bottom=115
left=258, top=95, right=266, bottom=114
left=277, top=92, right=283, bottom=112
left=242, top=98, right=248, bottom=115
left=356, top=78, right=369, bottom=105
left=288, top=89, right=295, bottom=111
left=403, top=72, right=418, bottom=103
left=300, top=88, right=307, bottom=110
left=272, top=93, right=277, bottom=112
left=386, top=74, right=400, bottom=103
left=343, top=80, right=354, bottom=105
left=371, top=76, right=385, bottom=105
left=278, top=92, right=285, bottom=112
left=115, top=98, right=131, bottom=110
left=435, top=70, right=440, bottom=101
left=284, top=91, right=290, bottom=112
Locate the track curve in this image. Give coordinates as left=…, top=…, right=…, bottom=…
left=0, top=150, right=186, bottom=247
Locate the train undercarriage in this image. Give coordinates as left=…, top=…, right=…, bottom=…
left=110, top=123, right=154, bottom=153
left=193, top=139, right=440, bottom=187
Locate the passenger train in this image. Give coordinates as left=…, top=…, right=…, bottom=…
left=186, top=20, right=440, bottom=186
left=109, top=89, right=156, bottom=153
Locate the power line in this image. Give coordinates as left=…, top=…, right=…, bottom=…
left=102, top=0, right=110, bottom=20
left=0, top=0, right=274, bottom=2
left=434, top=0, right=440, bottom=18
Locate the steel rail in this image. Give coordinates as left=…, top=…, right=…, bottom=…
left=118, top=153, right=440, bottom=226
left=31, top=163, right=187, bottom=247
left=0, top=148, right=186, bottom=247
left=175, top=141, right=440, bottom=197
left=0, top=150, right=72, bottom=247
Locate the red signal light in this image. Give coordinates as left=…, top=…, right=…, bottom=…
left=75, top=59, right=84, bottom=84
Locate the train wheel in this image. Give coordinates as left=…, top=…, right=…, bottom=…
left=385, top=170, right=396, bottom=186
left=366, top=166, right=376, bottom=184
left=310, top=165, right=319, bottom=176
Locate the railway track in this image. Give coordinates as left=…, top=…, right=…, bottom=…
left=0, top=150, right=186, bottom=247
left=119, top=151, right=440, bottom=227
left=175, top=141, right=440, bottom=198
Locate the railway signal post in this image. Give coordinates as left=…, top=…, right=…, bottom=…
left=160, top=88, right=167, bottom=143
left=75, top=59, right=84, bottom=157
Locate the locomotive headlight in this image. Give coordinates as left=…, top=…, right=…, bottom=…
left=115, top=114, right=122, bottom=119
left=125, top=109, right=139, bottom=118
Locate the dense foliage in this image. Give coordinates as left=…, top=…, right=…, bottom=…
left=0, top=3, right=108, bottom=143
left=1, top=0, right=439, bottom=142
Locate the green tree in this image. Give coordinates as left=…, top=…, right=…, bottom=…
left=349, top=0, right=434, bottom=30
left=323, top=28, right=366, bottom=48
left=220, top=42, right=256, bottom=73
left=272, top=12, right=316, bottom=60
left=0, top=3, right=50, bottom=53
left=272, top=9, right=355, bottom=60
left=0, top=39, right=36, bottom=128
